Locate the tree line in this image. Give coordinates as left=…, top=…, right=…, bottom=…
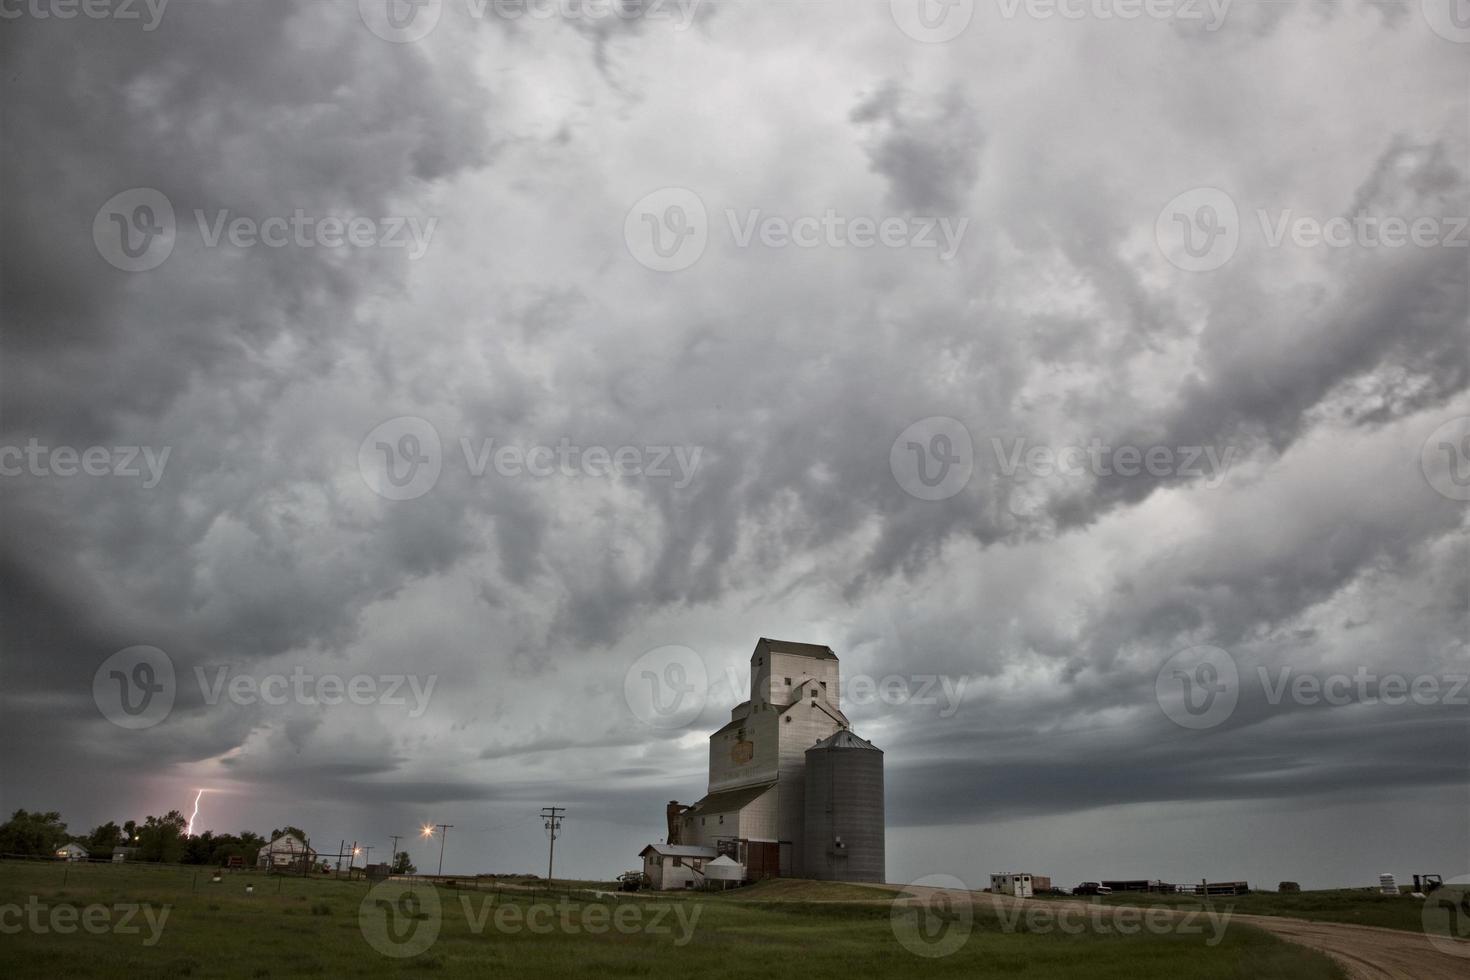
left=0, top=809, right=415, bottom=873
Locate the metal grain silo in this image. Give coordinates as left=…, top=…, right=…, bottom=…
left=802, top=730, right=885, bottom=883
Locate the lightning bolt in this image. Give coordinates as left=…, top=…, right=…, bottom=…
left=188, top=789, right=205, bottom=836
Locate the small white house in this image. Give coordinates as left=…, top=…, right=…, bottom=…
left=991, top=872, right=1034, bottom=898
left=257, top=834, right=316, bottom=870
left=55, top=843, right=88, bottom=862
left=638, top=843, right=718, bottom=890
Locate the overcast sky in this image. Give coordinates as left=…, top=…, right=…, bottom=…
left=1, top=1, right=1466, bottom=889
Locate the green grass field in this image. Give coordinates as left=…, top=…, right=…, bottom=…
left=0, top=862, right=1345, bottom=979
left=1034, top=887, right=1433, bottom=934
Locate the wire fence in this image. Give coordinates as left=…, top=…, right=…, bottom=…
left=0, top=856, right=650, bottom=904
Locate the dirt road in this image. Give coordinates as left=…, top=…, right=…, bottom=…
left=1233, top=914, right=1466, bottom=980
left=873, top=883, right=1470, bottom=979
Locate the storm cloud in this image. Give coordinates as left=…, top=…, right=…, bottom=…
left=1, top=1, right=1465, bottom=888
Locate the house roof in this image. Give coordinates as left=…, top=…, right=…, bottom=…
left=639, top=843, right=719, bottom=859
left=686, top=781, right=777, bottom=815
left=809, top=730, right=882, bottom=752
left=754, top=637, right=837, bottom=662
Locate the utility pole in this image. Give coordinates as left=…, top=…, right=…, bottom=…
left=434, top=824, right=453, bottom=877
left=389, top=835, right=403, bottom=873
left=541, top=807, right=566, bottom=888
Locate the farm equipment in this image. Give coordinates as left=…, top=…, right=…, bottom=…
left=617, top=871, right=650, bottom=892
left=1413, top=874, right=1443, bottom=894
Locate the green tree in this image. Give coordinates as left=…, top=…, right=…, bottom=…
left=391, top=851, right=416, bottom=874
left=86, top=821, right=123, bottom=858
left=0, top=810, right=68, bottom=857
left=182, top=830, right=215, bottom=864
left=238, top=831, right=265, bottom=866
left=135, top=811, right=187, bottom=863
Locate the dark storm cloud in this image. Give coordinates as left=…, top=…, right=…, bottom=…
left=0, top=2, right=1464, bottom=883
left=850, top=81, right=985, bottom=214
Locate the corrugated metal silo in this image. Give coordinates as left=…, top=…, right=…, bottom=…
left=802, top=730, right=885, bottom=883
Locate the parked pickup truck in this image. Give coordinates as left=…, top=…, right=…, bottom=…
left=1073, top=882, right=1113, bottom=896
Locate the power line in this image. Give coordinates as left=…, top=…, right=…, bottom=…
left=425, top=824, right=453, bottom=877
left=541, top=807, right=566, bottom=888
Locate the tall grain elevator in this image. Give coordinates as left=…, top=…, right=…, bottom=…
left=649, top=638, right=887, bottom=884
left=802, top=729, right=885, bottom=883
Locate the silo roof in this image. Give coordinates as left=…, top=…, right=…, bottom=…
left=809, top=730, right=882, bottom=752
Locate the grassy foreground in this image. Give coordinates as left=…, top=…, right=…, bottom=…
left=0, top=862, right=1344, bottom=979
left=1038, top=887, right=1434, bottom=934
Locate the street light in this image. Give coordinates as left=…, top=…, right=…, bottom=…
left=420, top=823, right=453, bottom=877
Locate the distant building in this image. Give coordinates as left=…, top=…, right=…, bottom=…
left=991, top=873, right=1035, bottom=898
left=257, top=834, right=316, bottom=870
left=638, top=843, right=718, bottom=890
left=110, top=846, right=139, bottom=863
left=55, top=843, right=88, bottom=862
left=647, top=638, right=886, bottom=884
